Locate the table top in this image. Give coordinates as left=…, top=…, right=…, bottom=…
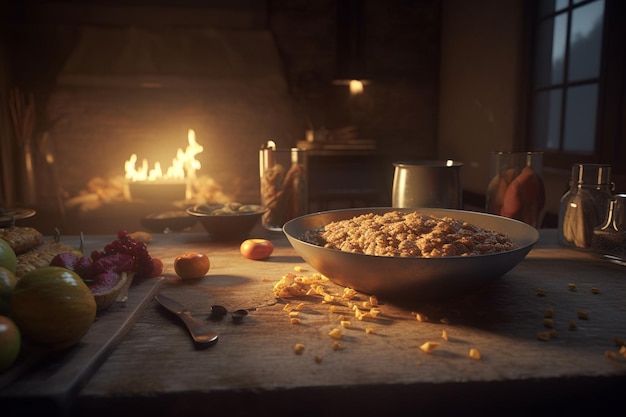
left=3, top=228, right=626, bottom=416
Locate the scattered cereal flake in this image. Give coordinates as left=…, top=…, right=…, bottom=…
left=273, top=273, right=309, bottom=297
left=469, top=348, right=481, bottom=360
left=354, top=309, right=364, bottom=320
left=605, top=351, right=619, bottom=360
left=536, top=332, right=550, bottom=341
left=365, top=327, right=375, bottom=334
left=261, top=277, right=272, bottom=282
left=332, top=341, right=343, bottom=350
left=295, top=302, right=305, bottom=311
left=543, top=318, right=554, bottom=328
left=590, top=287, right=600, bottom=294
left=314, top=355, right=323, bottom=363
left=441, top=329, right=449, bottom=341
left=283, top=303, right=294, bottom=312
left=290, top=318, right=301, bottom=325
left=294, top=265, right=305, bottom=272
left=544, top=308, right=554, bottom=318
left=440, top=317, right=450, bottom=324
left=329, top=305, right=340, bottom=313
left=568, top=320, right=578, bottom=330
left=369, top=295, right=379, bottom=307
left=420, top=341, right=440, bottom=354
left=416, top=313, right=428, bottom=322
left=577, top=310, right=589, bottom=320
left=289, top=311, right=299, bottom=318
left=328, top=328, right=342, bottom=339
left=536, top=288, right=546, bottom=297
left=620, top=346, right=626, bottom=358
left=340, top=320, right=352, bottom=328
left=369, top=308, right=381, bottom=318
left=568, top=283, right=576, bottom=291
left=362, top=301, right=371, bottom=309
left=294, top=343, right=305, bottom=354
left=342, top=288, right=357, bottom=300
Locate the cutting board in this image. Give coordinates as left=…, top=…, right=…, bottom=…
left=0, top=275, right=165, bottom=414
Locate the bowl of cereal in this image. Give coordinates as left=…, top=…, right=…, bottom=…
left=187, top=203, right=267, bottom=240
left=283, top=207, right=539, bottom=301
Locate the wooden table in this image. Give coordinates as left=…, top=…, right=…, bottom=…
left=3, top=229, right=626, bottom=416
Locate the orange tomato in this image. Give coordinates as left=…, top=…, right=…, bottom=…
left=174, top=253, right=210, bottom=280
left=240, top=239, right=274, bottom=260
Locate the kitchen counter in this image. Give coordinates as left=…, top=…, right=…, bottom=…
left=3, top=228, right=626, bottom=416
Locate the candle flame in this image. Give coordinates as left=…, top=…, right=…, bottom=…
left=124, top=129, right=203, bottom=185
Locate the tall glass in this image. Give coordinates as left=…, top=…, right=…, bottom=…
left=486, top=151, right=545, bottom=228
left=259, top=147, right=308, bottom=231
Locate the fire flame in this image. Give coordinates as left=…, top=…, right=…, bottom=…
left=124, top=129, right=203, bottom=183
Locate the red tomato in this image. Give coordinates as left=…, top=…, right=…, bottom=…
left=240, top=239, right=274, bottom=260
left=174, top=253, right=210, bottom=280
left=150, top=258, right=164, bottom=278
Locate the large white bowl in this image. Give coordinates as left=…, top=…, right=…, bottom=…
left=283, top=207, right=539, bottom=301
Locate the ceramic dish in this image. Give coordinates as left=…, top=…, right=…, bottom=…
left=187, top=204, right=267, bottom=240
left=283, top=207, right=539, bottom=301
left=0, top=208, right=36, bottom=228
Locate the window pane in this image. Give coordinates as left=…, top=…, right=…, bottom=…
left=537, top=0, right=570, bottom=18
left=534, top=14, right=567, bottom=86
left=533, top=89, right=562, bottom=150
left=568, top=0, right=604, bottom=81
left=563, top=84, right=598, bottom=152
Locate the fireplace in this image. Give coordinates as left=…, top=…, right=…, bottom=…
left=55, top=25, right=299, bottom=195
left=9, top=22, right=302, bottom=234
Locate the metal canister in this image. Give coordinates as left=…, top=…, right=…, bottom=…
left=392, top=160, right=463, bottom=209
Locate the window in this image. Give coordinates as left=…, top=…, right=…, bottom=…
left=526, top=0, right=625, bottom=174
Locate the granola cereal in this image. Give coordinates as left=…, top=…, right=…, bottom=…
left=301, top=211, right=518, bottom=257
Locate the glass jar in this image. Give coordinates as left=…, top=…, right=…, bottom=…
left=485, top=151, right=545, bottom=228
left=591, top=194, right=626, bottom=263
left=259, top=142, right=308, bottom=232
left=558, top=164, right=613, bottom=250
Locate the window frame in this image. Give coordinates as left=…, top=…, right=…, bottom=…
left=521, top=0, right=625, bottom=176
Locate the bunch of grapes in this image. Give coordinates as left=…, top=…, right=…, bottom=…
left=91, top=231, right=155, bottom=279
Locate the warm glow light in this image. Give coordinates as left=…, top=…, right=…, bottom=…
left=124, top=129, right=203, bottom=184
left=446, top=159, right=454, bottom=167
left=349, top=79, right=364, bottom=95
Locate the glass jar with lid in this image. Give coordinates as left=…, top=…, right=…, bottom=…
left=558, top=163, right=613, bottom=250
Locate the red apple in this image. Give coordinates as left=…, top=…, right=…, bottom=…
left=174, top=253, right=210, bottom=280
